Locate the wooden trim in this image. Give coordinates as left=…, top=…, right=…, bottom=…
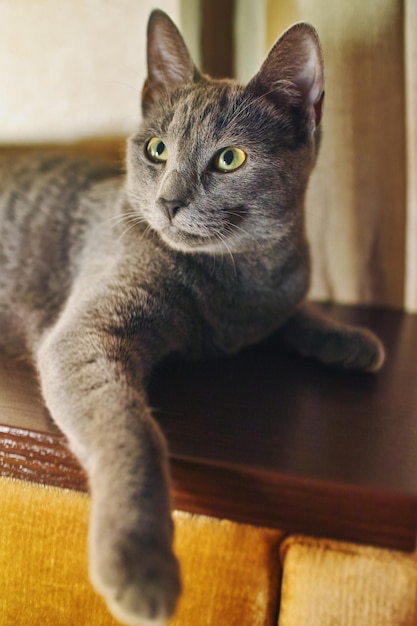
left=405, top=0, right=417, bottom=312
left=1, top=423, right=415, bottom=551
left=201, top=0, right=235, bottom=78
left=2, top=305, right=417, bottom=551
left=0, top=425, right=87, bottom=492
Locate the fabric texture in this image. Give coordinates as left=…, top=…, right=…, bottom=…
left=3, top=476, right=417, bottom=625
left=266, top=0, right=406, bottom=309
left=0, top=476, right=283, bottom=626
left=278, top=535, right=417, bottom=626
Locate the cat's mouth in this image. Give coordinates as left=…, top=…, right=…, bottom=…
left=159, top=225, right=220, bottom=252
left=153, top=206, right=247, bottom=254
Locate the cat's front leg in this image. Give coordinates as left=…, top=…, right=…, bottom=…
left=88, top=408, right=180, bottom=626
left=36, top=318, right=180, bottom=626
left=276, top=302, right=385, bottom=372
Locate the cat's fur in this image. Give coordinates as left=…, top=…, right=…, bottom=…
left=0, top=10, right=384, bottom=626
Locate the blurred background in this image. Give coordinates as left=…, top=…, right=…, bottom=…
left=0, top=0, right=415, bottom=312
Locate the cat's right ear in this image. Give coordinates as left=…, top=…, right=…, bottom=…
left=247, top=23, right=324, bottom=129
left=142, top=10, right=199, bottom=115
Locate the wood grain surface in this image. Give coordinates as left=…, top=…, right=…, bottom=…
left=1, top=304, right=417, bottom=551
left=201, top=0, right=235, bottom=78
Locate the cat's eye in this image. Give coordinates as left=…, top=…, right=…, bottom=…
left=146, top=137, right=168, bottom=163
left=215, top=147, right=246, bottom=172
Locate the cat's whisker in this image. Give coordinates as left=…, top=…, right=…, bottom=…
left=284, top=236, right=309, bottom=267
left=211, top=252, right=218, bottom=275
left=203, top=244, right=219, bottom=276
left=104, top=214, right=134, bottom=229
left=116, top=216, right=148, bottom=244
left=224, top=95, right=252, bottom=128
left=104, top=211, right=139, bottom=223
left=137, top=223, right=153, bottom=246
left=108, top=212, right=150, bottom=234
left=215, top=231, right=238, bottom=279
left=100, top=211, right=147, bottom=232
left=226, top=219, right=262, bottom=246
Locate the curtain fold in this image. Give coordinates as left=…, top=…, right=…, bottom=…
left=266, top=0, right=408, bottom=310
left=405, top=0, right=417, bottom=312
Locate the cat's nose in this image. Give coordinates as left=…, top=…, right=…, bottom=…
left=159, top=198, right=187, bottom=221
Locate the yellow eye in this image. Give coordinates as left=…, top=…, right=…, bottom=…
left=215, top=147, right=246, bottom=172
left=146, top=137, right=168, bottom=163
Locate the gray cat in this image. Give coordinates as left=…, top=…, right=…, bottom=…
left=0, top=10, right=384, bottom=626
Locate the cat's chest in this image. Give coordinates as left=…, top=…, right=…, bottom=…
left=188, top=257, right=308, bottom=356
left=108, top=241, right=308, bottom=360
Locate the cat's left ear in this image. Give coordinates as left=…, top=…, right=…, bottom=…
left=247, top=23, right=324, bottom=128
left=142, top=10, right=200, bottom=115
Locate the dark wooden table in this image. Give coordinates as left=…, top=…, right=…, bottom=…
left=1, top=304, right=417, bottom=551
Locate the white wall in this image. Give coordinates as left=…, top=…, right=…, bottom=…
left=234, top=0, right=266, bottom=83
left=0, top=1, right=188, bottom=143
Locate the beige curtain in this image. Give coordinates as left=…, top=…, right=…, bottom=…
left=267, top=0, right=416, bottom=311
left=405, top=0, right=417, bottom=312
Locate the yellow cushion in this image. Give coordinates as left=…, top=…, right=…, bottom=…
left=278, top=535, right=417, bottom=626
left=0, top=476, right=283, bottom=625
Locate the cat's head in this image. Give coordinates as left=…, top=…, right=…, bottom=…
left=126, top=10, right=324, bottom=255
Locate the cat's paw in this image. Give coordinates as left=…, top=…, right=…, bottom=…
left=90, top=532, right=181, bottom=626
left=318, top=326, right=385, bottom=372
left=279, top=306, right=386, bottom=374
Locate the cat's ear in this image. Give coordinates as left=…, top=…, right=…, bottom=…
left=142, top=10, right=199, bottom=114
left=247, top=23, right=324, bottom=128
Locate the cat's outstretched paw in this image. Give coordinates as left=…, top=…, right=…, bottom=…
left=278, top=305, right=386, bottom=373
left=319, top=326, right=386, bottom=372
left=90, top=533, right=181, bottom=626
